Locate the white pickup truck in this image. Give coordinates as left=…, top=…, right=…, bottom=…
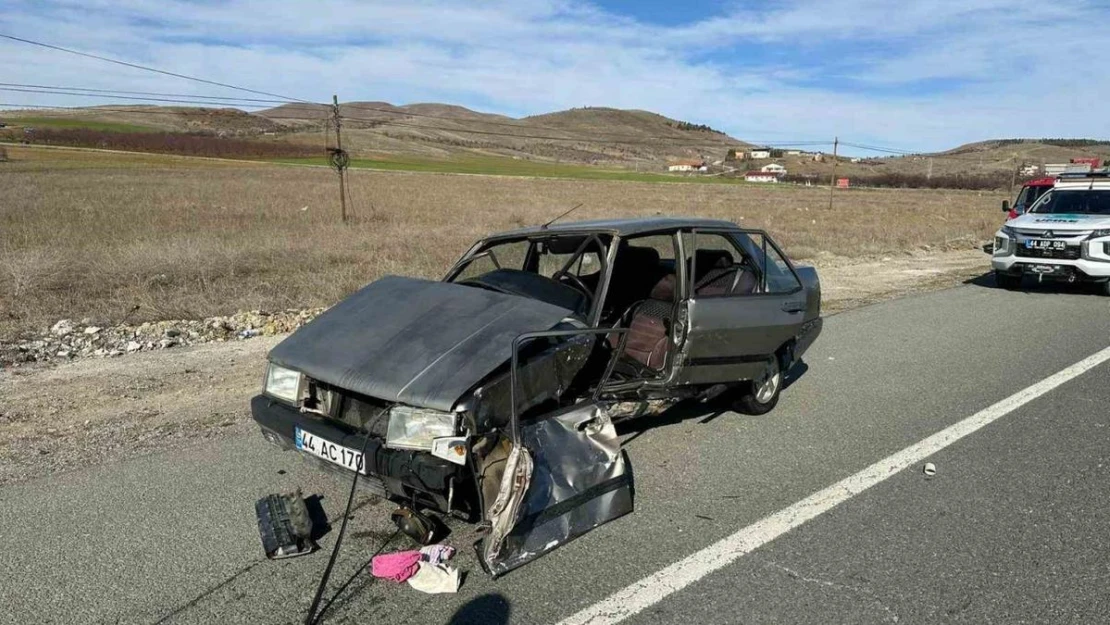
left=992, top=171, right=1110, bottom=294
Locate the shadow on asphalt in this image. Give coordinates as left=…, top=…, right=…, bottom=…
left=153, top=560, right=266, bottom=624
left=616, top=359, right=810, bottom=447
left=448, top=593, right=511, bottom=625
left=965, top=270, right=1107, bottom=296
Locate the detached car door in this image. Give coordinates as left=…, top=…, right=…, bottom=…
left=675, top=229, right=808, bottom=385
left=478, top=329, right=634, bottom=577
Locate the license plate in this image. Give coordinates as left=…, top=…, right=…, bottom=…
left=295, top=427, right=366, bottom=474
left=1025, top=239, right=1067, bottom=250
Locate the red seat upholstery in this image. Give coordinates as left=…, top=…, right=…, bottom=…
left=617, top=274, right=676, bottom=372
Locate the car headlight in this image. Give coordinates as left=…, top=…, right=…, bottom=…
left=264, top=363, right=303, bottom=403
left=385, top=405, right=457, bottom=451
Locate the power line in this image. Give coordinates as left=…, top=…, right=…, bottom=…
left=0, top=33, right=312, bottom=103
left=0, top=86, right=283, bottom=108
left=0, top=82, right=291, bottom=105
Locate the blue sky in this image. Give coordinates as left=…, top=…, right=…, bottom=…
left=1, top=0, right=1108, bottom=152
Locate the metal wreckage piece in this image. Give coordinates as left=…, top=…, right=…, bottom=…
left=478, top=329, right=635, bottom=577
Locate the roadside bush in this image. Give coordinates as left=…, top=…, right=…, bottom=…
left=781, top=171, right=1014, bottom=190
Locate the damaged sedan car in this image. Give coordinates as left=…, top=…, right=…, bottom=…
left=251, top=217, right=821, bottom=575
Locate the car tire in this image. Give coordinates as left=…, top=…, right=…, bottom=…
left=995, top=271, right=1022, bottom=290
left=733, top=357, right=782, bottom=415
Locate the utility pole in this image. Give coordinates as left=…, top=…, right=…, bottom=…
left=927, top=157, right=933, bottom=180
left=828, top=136, right=838, bottom=211
left=330, top=94, right=349, bottom=223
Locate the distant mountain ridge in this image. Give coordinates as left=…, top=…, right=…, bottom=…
left=2, top=101, right=745, bottom=165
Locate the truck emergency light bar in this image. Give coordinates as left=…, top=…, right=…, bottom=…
left=1057, top=170, right=1110, bottom=179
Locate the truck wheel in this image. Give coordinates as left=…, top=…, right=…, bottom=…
left=995, top=271, right=1022, bottom=290
left=733, top=357, right=782, bottom=415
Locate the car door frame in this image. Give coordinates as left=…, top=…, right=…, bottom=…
left=478, top=326, right=634, bottom=577
left=672, top=227, right=808, bottom=386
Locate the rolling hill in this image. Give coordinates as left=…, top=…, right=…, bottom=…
left=2, top=101, right=1107, bottom=182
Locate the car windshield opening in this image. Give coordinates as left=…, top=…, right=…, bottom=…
left=1030, top=190, right=1110, bottom=216
left=449, top=234, right=612, bottom=317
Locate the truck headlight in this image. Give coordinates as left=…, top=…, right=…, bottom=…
left=1089, top=229, right=1110, bottom=239
left=264, top=363, right=303, bottom=403
left=385, top=406, right=457, bottom=451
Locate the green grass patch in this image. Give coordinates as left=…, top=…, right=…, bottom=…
left=272, top=154, right=752, bottom=185
left=2, top=116, right=157, bottom=133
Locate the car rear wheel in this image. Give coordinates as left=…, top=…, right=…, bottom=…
left=995, top=271, right=1022, bottom=290
left=733, top=357, right=782, bottom=415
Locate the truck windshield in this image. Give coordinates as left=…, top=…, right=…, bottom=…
left=1030, top=190, right=1110, bottom=216
left=1014, top=185, right=1049, bottom=211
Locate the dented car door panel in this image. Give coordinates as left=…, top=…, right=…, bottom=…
left=677, top=295, right=804, bottom=385
left=480, top=402, right=633, bottom=577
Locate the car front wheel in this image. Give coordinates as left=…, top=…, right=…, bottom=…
left=733, top=357, right=782, bottom=415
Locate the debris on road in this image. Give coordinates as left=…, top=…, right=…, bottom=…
left=256, top=490, right=318, bottom=560
left=371, top=550, right=422, bottom=583
left=923, top=462, right=937, bottom=477
left=1, top=308, right=325, bottom=367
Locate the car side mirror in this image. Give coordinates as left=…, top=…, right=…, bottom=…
left=1001, top=199, right=1010, bottom=212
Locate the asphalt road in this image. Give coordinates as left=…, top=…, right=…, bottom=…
left=2, top=278, right=1108, bottom=625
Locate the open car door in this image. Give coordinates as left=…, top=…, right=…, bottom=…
left=479, top=329, right=634, bottom=577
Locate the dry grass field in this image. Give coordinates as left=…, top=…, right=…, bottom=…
left=0, top=146, right=1003, bottom=341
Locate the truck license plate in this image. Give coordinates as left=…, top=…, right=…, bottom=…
left=1025, top=239, right=1066, bottom=250
left=295, top=427, right=366, bottom=474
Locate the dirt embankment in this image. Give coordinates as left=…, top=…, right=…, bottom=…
left=0, top=250, right=992, bottom=486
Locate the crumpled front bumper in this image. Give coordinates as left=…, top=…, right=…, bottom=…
left=250, top=395, right=469, bottom=516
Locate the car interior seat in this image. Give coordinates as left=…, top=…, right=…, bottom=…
left=689, top=249, right=758, bottom=296
left=603, top=244, right=663, bottom=320
left=611, top=273, right=676, bottom=375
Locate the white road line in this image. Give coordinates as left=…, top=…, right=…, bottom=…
left=559, top=345, right=1110, bottom=625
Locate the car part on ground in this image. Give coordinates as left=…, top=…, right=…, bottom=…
left=256, top=490, right=317, bottom=560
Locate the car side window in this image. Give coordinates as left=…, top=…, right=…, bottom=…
left=761, top=239, right=802, bottom=294
left=681, top=231, right=757, bottom=297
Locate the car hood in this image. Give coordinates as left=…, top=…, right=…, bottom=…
left=1009, top=213, right=1110, bottom=231
left=268, top=276, right=573, bottom=412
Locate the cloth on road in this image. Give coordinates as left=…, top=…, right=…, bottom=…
left=407, top=562, right=460, bottom=594
left=420, top=544, right=455, bottom=564
left=371, top=550, right=422, bottom=583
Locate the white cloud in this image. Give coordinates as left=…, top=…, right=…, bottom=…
left=1, top=0, right=1107, bottom=150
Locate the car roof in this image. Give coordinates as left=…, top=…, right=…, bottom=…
left=490, top=216, right=740, bottom=239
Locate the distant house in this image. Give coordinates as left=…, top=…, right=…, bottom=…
left=811, top=153, right=825, bottom=162
left=749, top=148, right=771, bottom=159
left=760, top=163, right=787, bottom=174
left=785, top=150, right=801, bottom=156
left=668, top=159, right=707, bottom=172
left=744, top=171, right=780, bottom=183
left=1019, top=164, right=1040, bottom=176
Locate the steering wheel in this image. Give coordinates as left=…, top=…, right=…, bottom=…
left=552, top=270, right=595, bottom=308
